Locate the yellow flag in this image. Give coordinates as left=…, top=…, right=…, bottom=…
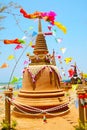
left=29, top=41, right=33, bottom=46
left=54, top=21, right=67, bottom=34
left=64, top=57, right=72, bottom=64
left=83, top=73, right=87, bottom=78
left=7, top=55, right=15, bottom=60
left=72, top=84, right=78, bottom=91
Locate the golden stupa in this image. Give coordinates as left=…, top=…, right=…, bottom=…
left=13, top=19, right=69, bottom=117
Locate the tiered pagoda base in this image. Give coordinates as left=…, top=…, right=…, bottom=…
left=12, top=89, right=70, bottom=118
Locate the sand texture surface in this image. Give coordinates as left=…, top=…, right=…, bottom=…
left=0, top=89, right=79, bottom=130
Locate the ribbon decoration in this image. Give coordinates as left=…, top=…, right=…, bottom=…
left=4, top=38, right=25, bottom=44
left=44, top=32, right=53, bottom=35
left=20, top=8, right=67, bottom=34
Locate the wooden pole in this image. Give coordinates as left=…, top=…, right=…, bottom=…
left=84, top=86, right=87, bottom=120
left=78, top=96, right=84, bottom=126
left=85, top=108, right=87, bottom=121
left=4, top=89, right=13, bottom=130
left=77, top=90, right=85, bottom=128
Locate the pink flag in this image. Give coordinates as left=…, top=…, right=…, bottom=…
left=15, top=45, right=23, bottom=50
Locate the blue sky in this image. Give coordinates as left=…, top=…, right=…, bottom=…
left=0, top=0, right=87, bottom=82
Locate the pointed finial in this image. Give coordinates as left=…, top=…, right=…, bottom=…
left=52, top=49, right=56, bottom=66
left=74, top=62, right=76, bottom=66
left=38, top=19, right=42, bottom=33
left=74, top=62, right=77, bottom=77
left=53, top=49, right=55, bottom=55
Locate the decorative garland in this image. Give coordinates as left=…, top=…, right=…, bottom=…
left=5, top=96, right=78, bottom=117
left=50, top=66, right=60, bottom=87
left=0, top=91, right=78, bottom=117
left=6, top=96, right=70, bottom=114
left=22, top=65, right=61, bottom=89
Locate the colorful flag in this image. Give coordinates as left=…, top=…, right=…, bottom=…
left=4, top=38, right=25, bottom=44
left=60, top=47, right=66, bottom=54
left=72, top=84, right=78, bottom=91
left=56, top=38, right=63, bottom=43
left=48, top=25, right=52, bottom=30
left=64, top=57, right=72, bottom=64
left=7, top=55, right=15, bottom=60
left=0, top=63, right=9, bottom=68
left=54, top=21, right=67, bottom=34
left=11, top=76, right=19, bottom=84
left=29, top=41, right=33, bottom=46
left=68, top=68, right=74, bottom=77
left=23, top=60, right=29, bottom=65
left=15, top=45, right=23, bottom=50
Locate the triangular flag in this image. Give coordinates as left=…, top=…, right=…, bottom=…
left=32, top=31, right=37, bottom=37
left=23, top=60, right=29, bottom=65
left=64, top=57, right=72, bottom=64
left=52, top=29, right=56, bottom=36
left=74, top=99, right=78, bottom=108
left=29, top=26, right=33, bottom=30
left=56, top=38, right=63, bottom=43
left=22, top=36, right=27, bottom=40
left=7, top=55, right=15, bottom=60
left=31, top=45, right=35, bottom=48
left=15, top=45, right=23, bottom=50
left=68, top=68, right=74, bottom=77
left=72, top=84, right=78, bottom=91
left=11, top=76, right=19, bottom=84
left=0, top=63, right=9, bottom=68
left=29, top=41, right=33, bottom=46
left=60, top=47, right=66, bottom=54
left=80, top=99, right=85, bottom=106
left=48, top=25, right=52, bottom=30
left=18, top=39, right=26, bottom=44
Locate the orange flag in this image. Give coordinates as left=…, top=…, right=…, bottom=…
left=0, top=63, right=9, bottom=68
left=4, top=38, right=25, bottom=45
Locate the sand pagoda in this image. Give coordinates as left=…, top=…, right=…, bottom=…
left=13, top=19, right=69, bottom=117
left=71, top=63, right=82, bottom=84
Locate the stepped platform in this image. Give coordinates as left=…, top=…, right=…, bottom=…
left=12, top=89, right=70, bottom=117
left=18, top=89, right=65, bottom=98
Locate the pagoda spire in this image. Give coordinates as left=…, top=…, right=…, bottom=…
left=51, top=49, right=56, bottom=66
left=33, top=19, right=48, bottom=55
left=73, top=62, right=78, bottom=77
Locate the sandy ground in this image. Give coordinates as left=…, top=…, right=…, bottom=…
left=0, top=89, right=79, bottom=130
left=12, top=105, right=79, bottom=130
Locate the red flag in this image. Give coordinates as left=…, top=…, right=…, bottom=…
left=68, top=68, right=74, bottom=77
left=31, top=45, right=35, bottom=48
